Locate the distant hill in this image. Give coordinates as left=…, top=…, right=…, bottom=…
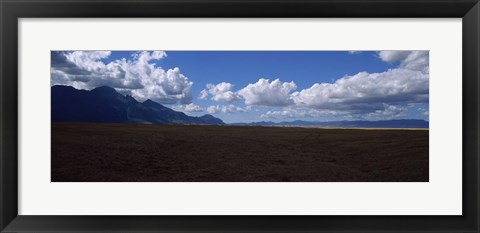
left=231, top=119, right=429, bottom=128
left=51, top=85, right=224, bottom=125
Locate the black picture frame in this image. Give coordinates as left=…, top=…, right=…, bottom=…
left=1, top=0, right=479, bottom=232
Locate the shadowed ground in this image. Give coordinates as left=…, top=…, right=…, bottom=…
left=51, top=123, right=428, bottom=182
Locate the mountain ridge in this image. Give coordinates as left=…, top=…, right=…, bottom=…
left=230, top=119, right=429, bottom=128
left=52, top=85, right=428, bottom=128
left=51, top=85, right=224, bottom=125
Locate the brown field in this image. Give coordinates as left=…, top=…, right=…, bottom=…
left=51, top=123, right=429, bottom=182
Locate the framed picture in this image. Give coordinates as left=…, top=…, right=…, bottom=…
left=1, top=0, right=478, bottom=232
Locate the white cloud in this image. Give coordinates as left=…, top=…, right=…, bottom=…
left=206, top=104, right=246, bottom=114
left=363, top=104, right=407, bottom=120
left=261, top=51, right=430, bottom=119
left=52, top=51, right=144, bottom=90
left=237, top=78, right=297, bottom=106
left=51, top=51, right=193, bottom=104
left=418, top=107, right=429, bottom=117
left=378, top=50, right=429, bottom=73
left=378, top=51, right=411, bottom=63
left=400, top=51, right=429, bottom=73
left=198, top=89, right=209, bottom=99
left=260, top=108, right=341, bottom=119
left=131, top=66, right=193, bottom=104
left=217, top=50, right=428, bottom=120
left=173, top=103, right=203, bottom=113
left=261, top=109, right=311, bottom=119
left=292, top=68, right=428, bottom=113
left=261, top=110, right=295, bottom=119
left=348, top=51, right=362, bottom=54
left=52, top=50, right=429, bottom=120
left=64, top=51, right=112, bottom=73
left=284, top=50, right=429, bottom=117
left=206, top=106, right=217, bottom=114
left=199, top=82, right=240, bottom=102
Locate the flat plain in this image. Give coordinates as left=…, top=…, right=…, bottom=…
left=51, top=123, right=428, bottom=182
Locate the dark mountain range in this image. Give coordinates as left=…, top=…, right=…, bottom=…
left=231, top=119, right=429, bottom=128
left=51, top=85, right=224, bottom=125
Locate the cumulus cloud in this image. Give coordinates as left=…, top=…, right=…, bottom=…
left=173, top=103, right=203, bottom=113
left=290, top=51, right=429, bottom=117
left=199, top=82, right=240, bottom=102
left=260, top=106, right=347, bottom=119
left=198, top=89, right=209, bottom=100
left=260, top=104, right=411, bottom=121
left=418, top=107, right=429, bottom=117
left=292, top=68, right=428, bottom=113
left=54, top=51, right=144, bottom=90
left=64, top=51, right=113, bottom=72
left=258, top=51, right=429, bottom=120
left=378, top=51, right=411, bottom=63
left=52, top=50, right=429, bottom=120
left=51, top=51, right=193, bottom=104
left=400, top=51, right=429, bottom=73
left=130, top=66, right=193, bottom=104
left=261, top=110, right=301, bottom=119
left=206, top=104, right=246, bottom=114
left=378, top=50, right=429, bottom=73
left=363, top=104, right=407, bottom=120
left=237, top=79, right=297, bottom=106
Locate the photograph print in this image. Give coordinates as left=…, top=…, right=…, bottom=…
left=51, top=50, right=429, bottom=182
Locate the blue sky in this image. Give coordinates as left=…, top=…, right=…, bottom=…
left=51, top=51, right=429, bottom=123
